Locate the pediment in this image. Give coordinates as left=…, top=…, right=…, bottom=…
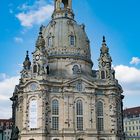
left=63, top=77, right=98, bottom=89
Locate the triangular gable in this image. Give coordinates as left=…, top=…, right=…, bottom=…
left=63, top=76, right=98, bottom=89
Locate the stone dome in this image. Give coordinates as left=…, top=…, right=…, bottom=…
left=42, top=18, right=92, bottom=64
left=35, top=0, right=94, bottom=78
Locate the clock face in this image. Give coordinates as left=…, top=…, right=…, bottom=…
left=35, top=55, right=40, bottom=61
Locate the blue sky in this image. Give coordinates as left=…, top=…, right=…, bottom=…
left=0, top=0, right=140, bottom=118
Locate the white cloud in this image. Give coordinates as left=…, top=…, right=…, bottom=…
left=130, top=57, right=140, bottom=65
left=0, top=74, right=19, bottom=119
left=114, top=65, right=140, bottom=96
left=115, top=65, right=140, bottom=83
left=16, top=0, right=54, bottom=27
left=114, top=65, right=140, bottom=108
left=0, top=73, right=8, bottom=81
left=0, top=107, right=12, bottom=119
left=14, top=37, right=23, bottom=43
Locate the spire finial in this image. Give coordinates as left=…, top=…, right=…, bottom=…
left=103, top=36, right=106, bottom=43
left=40, top=25, right=44, bottom=31
left=39, top=25, right=44, bottom=36
left=25, top=51, right=29, bottom=61
left=101, top=36, right=108, bottom=54
left=102, top=36, right=107, bottom=47
left=23, top=51, right=31, bottom=70
left=26, top=50, right=29, bottom=56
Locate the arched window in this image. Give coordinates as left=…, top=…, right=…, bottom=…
left=97, top=101, right=104, bottom=131
left=52, top=100, right=59, bottom=115
left=70, top=35, right=75, bottom=46
left=101, top=71, right=105, bottom=79
left=33, top=65, right=38, bottom=73
left=52, top=99, right=59, bottom=130
left=76, top=100, right=83, bottom=130
left=29, top=100, right=37, bottom=129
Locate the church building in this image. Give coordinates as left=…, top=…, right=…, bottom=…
left=11, top=0, right=125, bottom=140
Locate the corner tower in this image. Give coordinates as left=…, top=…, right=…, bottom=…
left=11, top=1, right=124, bottom=140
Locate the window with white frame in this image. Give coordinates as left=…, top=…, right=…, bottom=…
left=29, top=100, right=38, bottom=129
left=52, top=99, right=59, bottom=130
left=76, top=100, right=83, bottom=130
left=97, top=101, right=104, bottom=131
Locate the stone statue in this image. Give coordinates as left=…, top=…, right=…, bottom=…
left=10, top=125, right=19, bottom=140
